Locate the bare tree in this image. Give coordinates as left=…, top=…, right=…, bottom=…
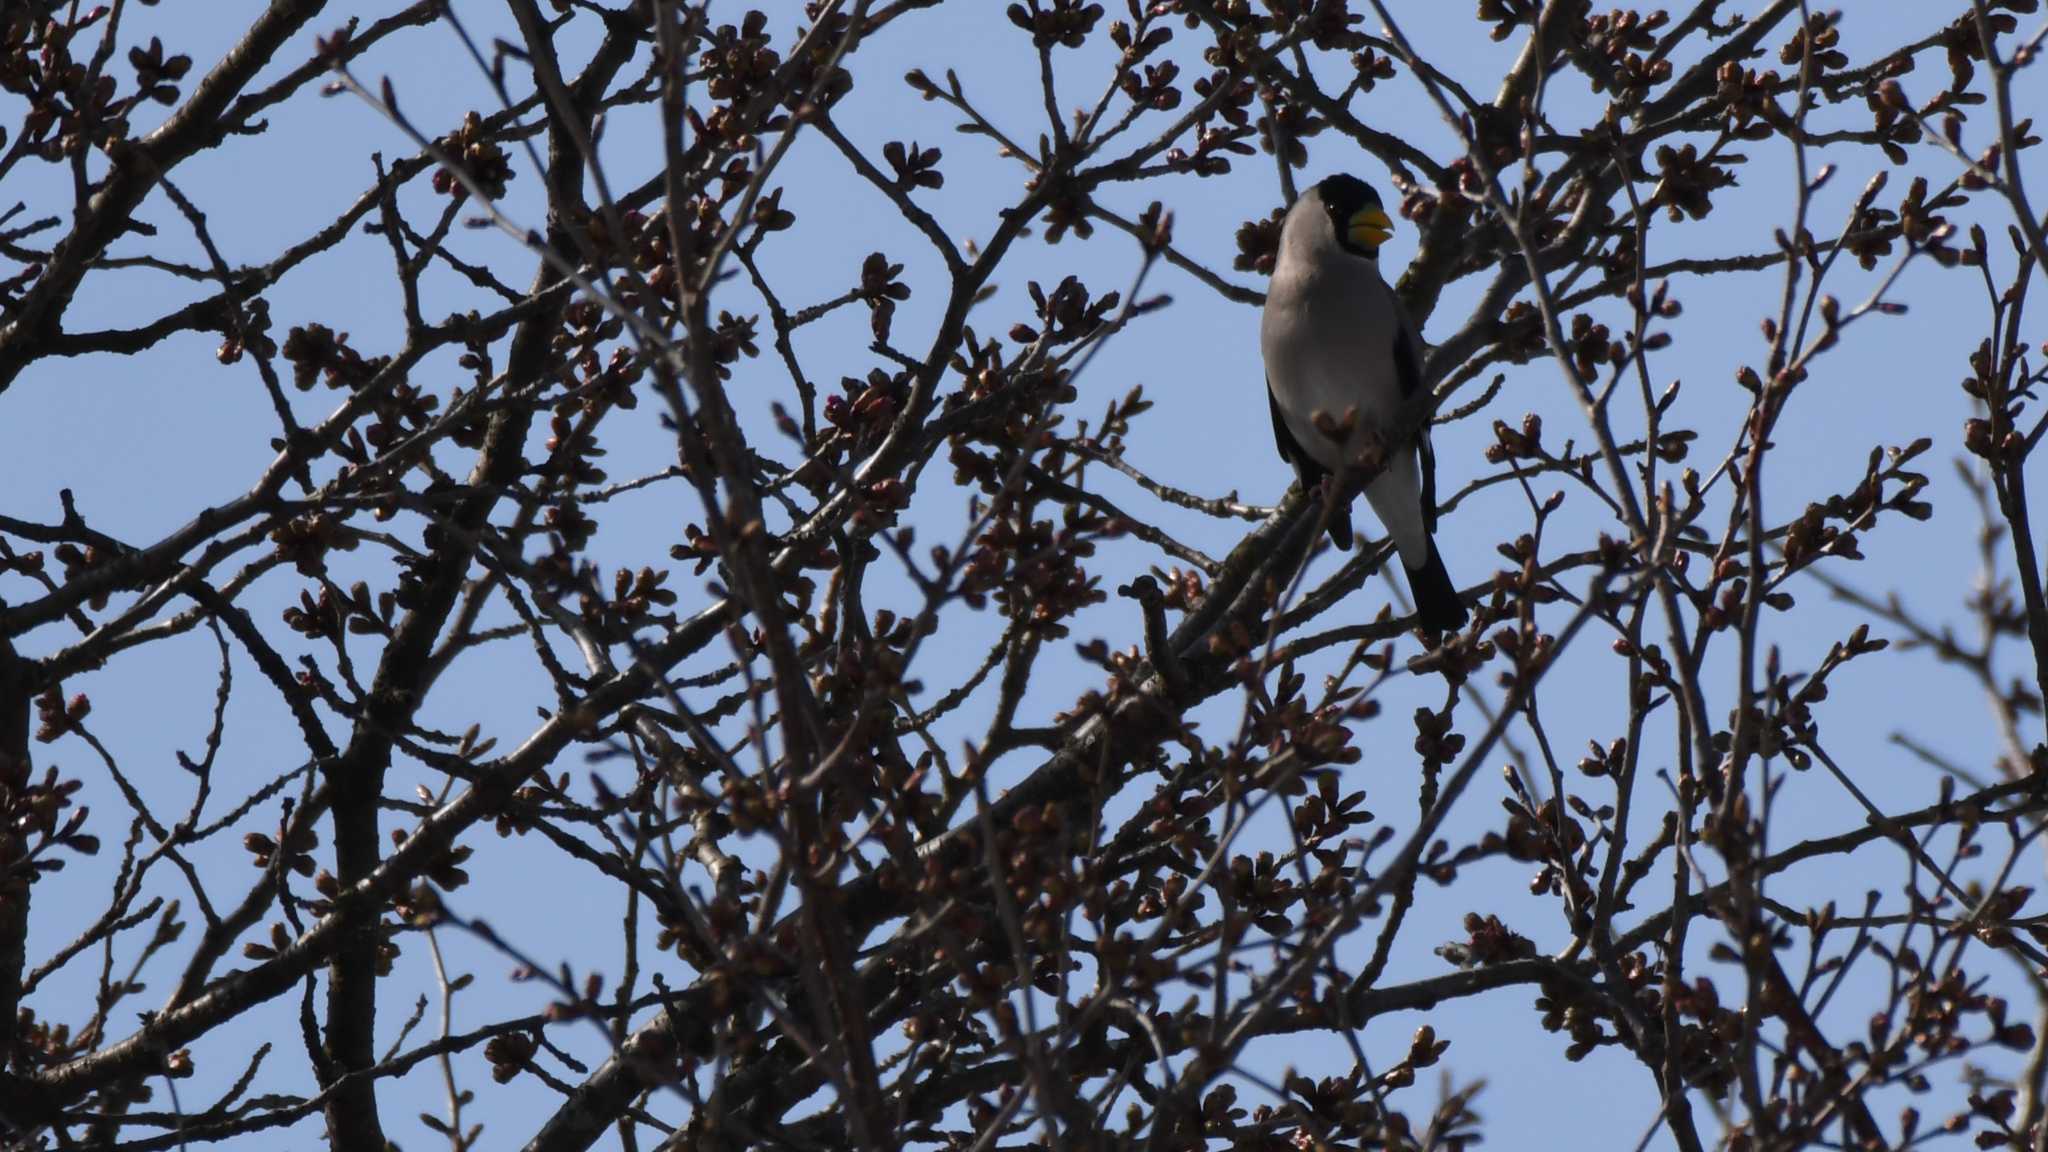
left=4, top=1, right=2048, bottom=1149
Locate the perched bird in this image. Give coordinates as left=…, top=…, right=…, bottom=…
left=1261, top=173, right=1468, bottom=632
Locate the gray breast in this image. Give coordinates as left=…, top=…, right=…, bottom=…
left=1261, top=255, right=1405, bottom=475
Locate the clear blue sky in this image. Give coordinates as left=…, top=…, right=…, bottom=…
left=2, top=2, right=2039, bottom=1147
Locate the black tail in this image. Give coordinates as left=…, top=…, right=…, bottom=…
left=1407, top=538, right=1467, bottom=632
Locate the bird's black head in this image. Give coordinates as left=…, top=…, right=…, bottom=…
left=1314, top=173, right=1393, bottom=258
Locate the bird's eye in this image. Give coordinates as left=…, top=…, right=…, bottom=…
left=1346, top=206, right=1394, bottom=252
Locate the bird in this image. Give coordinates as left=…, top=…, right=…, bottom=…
left=1260, top=172, right=1468, bottom=633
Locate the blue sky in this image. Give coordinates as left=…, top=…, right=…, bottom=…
left=3, top=2, right=2043, bottom=1147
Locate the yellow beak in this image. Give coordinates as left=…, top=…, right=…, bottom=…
left=1347, top=206, right=1394, bottom=252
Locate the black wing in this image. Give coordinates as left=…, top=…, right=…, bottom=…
left=1268, top=377, right=1352, bottom=550
left=1267, top=378, right=1324, bottom=488
left=1391, top=320, right=1438, bottom=534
